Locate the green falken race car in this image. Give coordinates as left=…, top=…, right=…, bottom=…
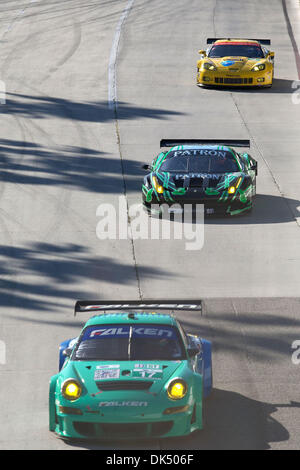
left=49, top=300, right=212, bottom=440
left=142, top=139, right=257, bottom=216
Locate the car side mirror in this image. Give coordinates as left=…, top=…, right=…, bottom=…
left=142, top=164, right=151, bottom=170
left=198, top=49, right=206, bottom=56
left=63, top=347, right=72, bottom=357
left=187, top=347, right=199, bottom=358
left=268, top=52, right=274, bottom=60
left=250, top=162, right=258, bottom=175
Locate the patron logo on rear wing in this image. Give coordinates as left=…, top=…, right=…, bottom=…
left=74, top=300, right=202, bottom=316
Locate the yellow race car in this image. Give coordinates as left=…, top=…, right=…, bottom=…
left=197, top=38, right=274, bottom=87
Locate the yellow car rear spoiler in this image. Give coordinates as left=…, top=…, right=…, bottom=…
left=206, top=38, right=271, bottom=45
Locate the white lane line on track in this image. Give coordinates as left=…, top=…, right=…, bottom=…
left=108, top=0, right=135, bottom=110
left=107, top=0, right=142, bottom=300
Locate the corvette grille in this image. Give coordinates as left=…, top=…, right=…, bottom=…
left=215, top=77, right=253, bottom=84
left=96, top=380, right=153, bottom=391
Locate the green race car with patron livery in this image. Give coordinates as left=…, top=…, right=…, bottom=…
left=49, top=300, right=212, bottom=440
left=142, top=139, right=257, bottom=216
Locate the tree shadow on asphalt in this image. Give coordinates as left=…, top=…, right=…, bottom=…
left=0, top=92, right=185, bottom=193
left=2, top=93, right=184, bottom=123
left=178, top=308, right=300, bottom=364
left=0, top=138, right=144, bottom=193
left=61, top=389, right=296, bottom=450
left=0, top=242, right=173, bottom=312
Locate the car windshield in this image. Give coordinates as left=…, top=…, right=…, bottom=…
left=208, top=44, right=264, bottom=58
left=159, top=149, right=240, bottom=173
left=73, top=324, right=185, bottom=361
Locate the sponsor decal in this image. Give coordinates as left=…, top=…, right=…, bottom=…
left=133, top=327, right=173, bottom=337
left=84, top=303, right=201, bottom=311
left=99, top=401, right=148, bottom=407
left=133, top=364, right=163, bottom=379
left=173, top=149, right=228, bottom=158
left=221, top=60, right=236, bottom=66
left=94, top=365, right=120, bottom=380
left=85, top=325, right=175, bottom=340
left=174, top=173, right=221, bottom=180
left=90, top=327, right=128, bottom=338
left=134, top=363, right=160, bottom=369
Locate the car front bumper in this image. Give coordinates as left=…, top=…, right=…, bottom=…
left=52, top=402, right=202, bottom=439
left=142, top=193, right=253, bottom=217
left=197, top=69, right=273, bottom=87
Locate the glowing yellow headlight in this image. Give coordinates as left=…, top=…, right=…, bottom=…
left=202, top=62, right=217, bottom=71
left=167, top=379, right=188, bottom=400
left=62, top=379, right=82, bottom=401
left=153, top=176, right=164, bottom=194
left=228, top=177, right=242, bottom=194
left=252, top=63, right=265, bottom=72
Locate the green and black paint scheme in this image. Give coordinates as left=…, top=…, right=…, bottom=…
left=49, top=300, right=212, bottom=440
left=142, top=139, right=257, bottom=216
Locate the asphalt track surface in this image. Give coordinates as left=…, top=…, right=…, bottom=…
left=0, top=0, right=299, bottom=450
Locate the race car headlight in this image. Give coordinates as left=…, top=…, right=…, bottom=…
left=61, top=379, right=82, bottom=401
left=152, top=176, right=164, bottom=194
left=228, top=177, right=242, bottom=194
left=202, top=62, right=217, bottom=71
left=167, top=379, right=188, bottom=400
left=251, top=63, right=265, bottom=72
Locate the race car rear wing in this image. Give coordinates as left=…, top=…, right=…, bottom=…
left=160, top=139, right=250, bottom=148
left=74, top=300, right=202, bottom=316
left=206, top=38, right=271, bottom=45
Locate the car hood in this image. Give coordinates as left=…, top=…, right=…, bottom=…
left=208, top=56, right=266, bottom=72
left=67, top=359, right=186, bottom=395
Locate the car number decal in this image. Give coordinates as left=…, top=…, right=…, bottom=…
left=133, top=363, right=163, bottom=379
left=133, top=369, right=163, bottom=379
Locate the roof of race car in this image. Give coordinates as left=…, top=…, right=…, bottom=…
left=84, top=312, right=177, bottom=328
